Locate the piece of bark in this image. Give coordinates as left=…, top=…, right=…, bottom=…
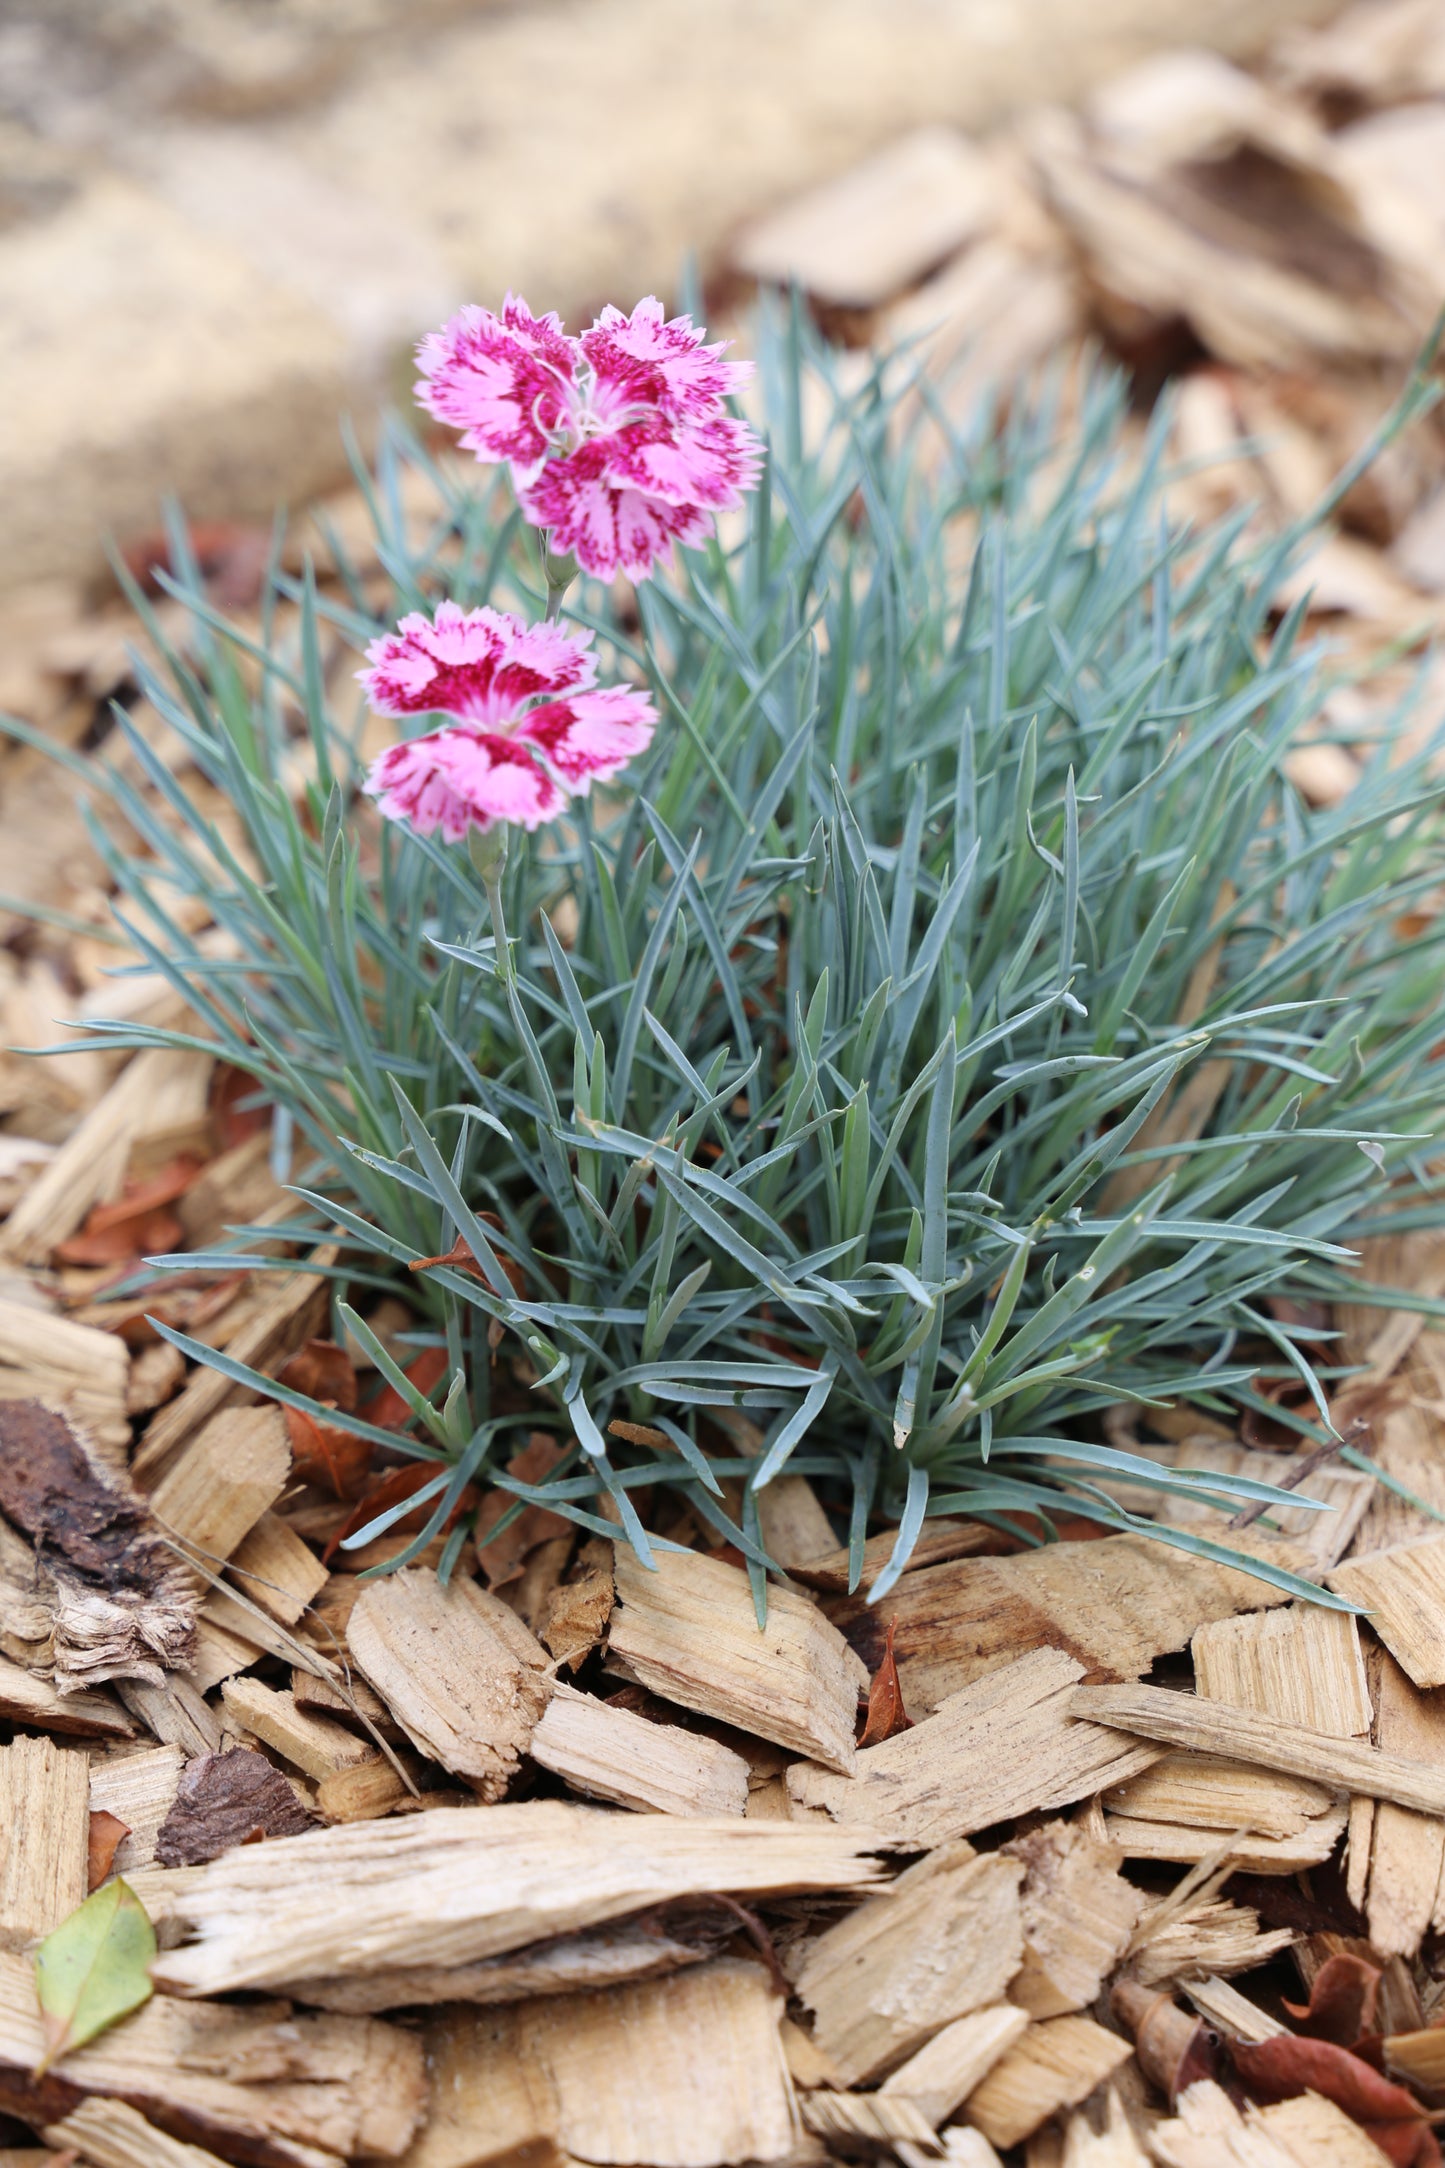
left=400, top=1958, right=797, bottom=2168
left=1103, top=1752, right=1337, bottom=1839
left=1130, top=1898, right=1294, bottom=1987
left=1072, top=1682, right=1445, bottom=1813
left=46, top=2098, right=233, bottom=2168
left=529, top=1682, right=751, bottom=1818
left=88, top=1743, right=184, bottom=1875
left=537, top=1535, right=614, bottom=1670
left=151, top=1799, right=887, bottom=1997
left=219, top=1678, right=373, bottom=1784
left=132, top=1244, right=336, bottom=1483
left=794, top=1843, right=1024, bottom=2086
left=1328, top=1530, right=1445, bottom=1688
left=154, top=1747, right=317, bottom=1867
left=1192, top=1604, right=1372, bottom=1737
left=1363, top=1654, right=1445, bottom=1959
left=0, top=1653, right=133, bottom=1739
left=1004, top=1821, right=1142, bottom=2018
left=790, top=1518, right=995, bottom=1595
left=1102, top=1802, right=1348, bottom=1875
left=349, top=1566, right=551, bottom=1797
left=144, top=1408, right=290, bottom=1572
left=786, top=1649, right=1161, bottom=1845
left=878, top=2006, right=1031, bottom=2127
left=0, top=1946, right=425, bottom=2168
left=118, top=1675, right=222, bottom=1757
left=0, top=1401, right=196, bottom=1690
left=228, top=1512, right=328, bottom=1625
left=286, top=1910, right=730, bottom=2014
left=0, top=1301, right=131, bottom=1460
left=0, top=1735, right=89, bottom=1950
left=825, top=1532, right=1301, bottom=1715
left=963, top=2017, right=1132, bottom=2152
left=609, top=1547, right=867, bottom=1774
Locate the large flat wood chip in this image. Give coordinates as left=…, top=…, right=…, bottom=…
left=0, top=1298, right=131, bottom=1459
left=826, top=1532, right=1301, bottom=1714
left=151, top=1800, right=886, bottom=1997
left=144, top=1407, right=291, bottom=1569
left=0, top=1735, right=88, bottom=1951
left=400, top=1959, right=796, bottom=2168
left=962, top=2015, right=1131, bottom=2151
left=1192, top=1604, right=1372, bottom=1736
left=529, top=1682, right=750, bottom=1817
left=0, top=1654, right=131, bottom=1740
left=0, top=1948, right=425, bottom=2167
left=794, top=1843, right=1024, bottom=2085
left=1328, top=1530, right=1445, bottom=1688
left=609, top=1547, right=867, bottom=1773
left=1104, top=1752, right=1338, bottom=1839
left=1072, top=1681, right=1445, bottom=1815
left=348, top=1565, right=551, bottom=1796
left=786, top=1648, right=1161, bottom=1844
left=733, top=125, right=997, bottom=309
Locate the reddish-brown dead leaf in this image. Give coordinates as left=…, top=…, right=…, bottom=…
left=211, top=1063, right=271, bottom=1149
left=1283, top=1952, right=1382, bottom=2045
left=474, top=1432, right=572, bottom=1587
left=277, top=1338, right=358, bottom=1412
left=54, top=1156, right=202, bottom=1265
left=85, top=1811, right=129, bottom=1892
left=121, top=519, right=272, bottom=608
left=857, top=1616, right=913, bottom=1746
left=285, top=1405, right=374, bottom=1499
left=365, top=1344, right=450, bottom=1431
left=324, top=1460, right=478, bottom=1564
left=1232, top=2033, right=1429, bottom=2160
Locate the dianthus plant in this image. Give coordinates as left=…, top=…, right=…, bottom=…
left=20, top=294, right=1445, bottom=1603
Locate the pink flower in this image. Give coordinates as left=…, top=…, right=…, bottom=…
left=415, top=293, right=763, bottom=580
left=360, top=603, right=656, bottom=841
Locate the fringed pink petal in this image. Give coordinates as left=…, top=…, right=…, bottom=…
left=599, top=414, right=765, bottom=511
left=365, top=727, right=564, bottom=839
left=523, top=454, right=713, bottom=580
left=358, top=604, right=596, bottom=723
left=518, top=685, right=658, bottom=787
left=415, top=295, right=578, bottom=474
left=581, top=296, right=753, bottom=421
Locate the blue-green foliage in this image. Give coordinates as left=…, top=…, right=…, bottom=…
left=16, top=313, right=1445, bottom=1597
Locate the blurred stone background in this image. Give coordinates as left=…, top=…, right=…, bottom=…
left=0, top=0, right=1345, bottom=594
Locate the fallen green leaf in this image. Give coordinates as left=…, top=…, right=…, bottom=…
left=33, top=1877, right=155, bottom=2074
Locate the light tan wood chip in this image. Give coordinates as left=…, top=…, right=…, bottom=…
left=794, top=1842, right=1024, bottom=2085
left=1329, top=1531, right=1445, bottom=1688
left=609, top=1546, right=867, bottom=1773
left=1192, top=1604, right=1371, bottom=1736
left=1005, top=1820, right=1142, bottom=2017
left=786, top=1648, right=1160, bottom=1844
left=144, top=1406, right=291, bottom=1567
left=963, top=2015, right=1131, bottom=2151
left=529, top=1682, right=750, bottom=1817
left=1362, top=1654, right=1445, bottom=1958
left=87, top=1741, right=184, bottom=1874
left=151, top=1800, right=886, bottom=1997
left=46, top=2098, right=233, bottom=2168
left=878, top=2004, right=1030, bottom=2126
left=400, top=1959, right=797, bottom=2168
left=1072, top=1682, right=1445, bottom=1815
left=348, top=1565, right=552, bottom=1796
left=0, top=1734, right=88, bottom=1950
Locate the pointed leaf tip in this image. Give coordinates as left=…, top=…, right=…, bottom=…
left=33, top=1877, right=156, bottom=2075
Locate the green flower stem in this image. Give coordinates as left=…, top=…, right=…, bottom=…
left=467, top=826, right=513, bottom=985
